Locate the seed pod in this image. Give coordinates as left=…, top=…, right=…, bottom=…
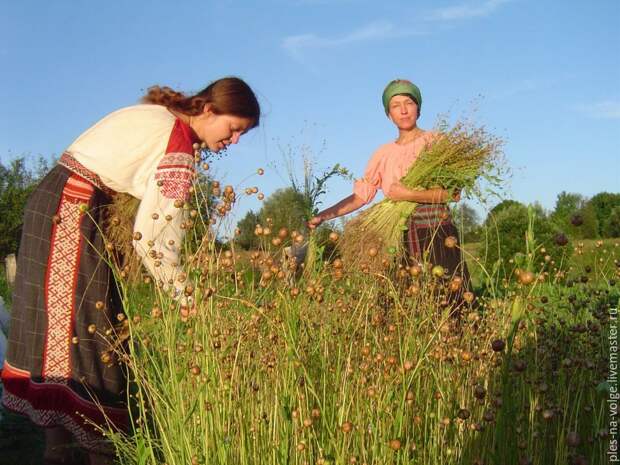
left=409, top=265, right=422, bottom=277
left=329, top=231, right=339, bottom=242
left=457, top=408, right=470, bottom=420
left=519, top=271, right=535, bottom=285
left=566, top=431, right=580, bottom=447
left=389, top=439, right=401, bottom=450
left=513, top=359, right=527, bottom=372
left=554, top=233, right=568, bottom=246
left=491, top=339, right=505, bottom=352
left=432, top=265, right=445, bottom=278
left=449, top=278, right=462, bottom=292
left=444, top=236, right=457, bottom=248
left=474, top=385, right=486, bottom=399
left=341, top=421, right=353, bottom=433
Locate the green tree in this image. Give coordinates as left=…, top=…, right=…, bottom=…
left=589, top=192, right=620, bottom=237
left=0, top=157, right=49, bottom=258
left=551, top=191, right=584, bottom=224
left=485, top=199, right=522, bottom=225
left=571, top=201, right=599, bottom=239
left=259, top=187, right=309, bottom=234
left=605, top=206, right=620, bottom=238
left=235, top=210, right=260, bottom=250
left=451, top=202, right=481, bottom=242
left=235, top=188, right=309, bottom=250
left=550, top=191, right=598, bottom=239
left=483, top=202, right=571, bottom=275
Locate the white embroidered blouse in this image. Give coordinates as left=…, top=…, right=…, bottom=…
left=63, top=104, right=198, bottom=296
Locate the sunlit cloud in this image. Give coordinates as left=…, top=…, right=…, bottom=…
left=282, top=1, right=513, bottom=67
left=426, top=0, right=513, bottom=21
left=282, top=20, right=425, bottom=64
left=576, top=100, right=620, bottom=119
left=491, top=77, right=558, bottom=100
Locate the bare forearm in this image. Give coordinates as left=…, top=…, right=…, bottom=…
left=317, top=194, right=366, bottom=221
left=387, top=183, right=449, bottom=203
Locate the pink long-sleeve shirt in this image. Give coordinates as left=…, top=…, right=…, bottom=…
left=353, top=131, right=436, bottom=205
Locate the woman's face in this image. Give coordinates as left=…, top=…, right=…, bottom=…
left=387, top=95, right=419, bottom=130
left=191, top=105, right=254, bottom=152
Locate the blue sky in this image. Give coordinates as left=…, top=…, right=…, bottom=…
left=1, top=0, right=618, bottom=233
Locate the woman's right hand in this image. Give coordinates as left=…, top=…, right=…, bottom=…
left=438, top=188, right=461, bottom=203
left=307, top=215, right=324, bottom=230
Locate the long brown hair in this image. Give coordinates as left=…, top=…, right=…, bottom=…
left=142, top=77, right=260, bottom=128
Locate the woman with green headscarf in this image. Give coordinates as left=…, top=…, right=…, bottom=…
left=309, top=79, right=471, bottom=303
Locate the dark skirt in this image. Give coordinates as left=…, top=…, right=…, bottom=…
left=1, top=165, right=128, bottom=453
left=404, top=204, right=472, bottom=305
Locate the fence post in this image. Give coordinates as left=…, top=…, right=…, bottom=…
left=5, top=254, right=16, bottom=287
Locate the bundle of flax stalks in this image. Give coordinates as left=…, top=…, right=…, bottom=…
left=341, top=119, right=504, bottom=267
left=102, top=193, right=143, bottom=284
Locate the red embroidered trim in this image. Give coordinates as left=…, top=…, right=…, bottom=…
left=155, top=118, right=197, bottom=201
left=154, top=159, right=194, bottom=199
left=42, top=175, right=94, bottom=384
left=58, top=152, right=116, bottom=196
left=1, top=361, right=127, bottom=453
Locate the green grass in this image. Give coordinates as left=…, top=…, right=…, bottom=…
left=0, top=263, right=11, bottom=307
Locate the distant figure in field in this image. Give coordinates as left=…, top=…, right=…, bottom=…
left=1, top=77, right=260, bottom=464
left=309, top=79, right=471, bottom=304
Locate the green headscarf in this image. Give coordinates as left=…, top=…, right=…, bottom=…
left=382, top=79, right=422, bottom=115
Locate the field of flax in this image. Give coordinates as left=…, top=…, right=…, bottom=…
left=101, top=195, right=618, bottom=465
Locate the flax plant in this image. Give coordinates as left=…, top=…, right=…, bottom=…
left=99, top=164, right=615, bottom=465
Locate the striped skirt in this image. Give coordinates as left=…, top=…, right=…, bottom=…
left=1, top=164, right=128, bottom=453
left=404, top=204, right=472, bottom=304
